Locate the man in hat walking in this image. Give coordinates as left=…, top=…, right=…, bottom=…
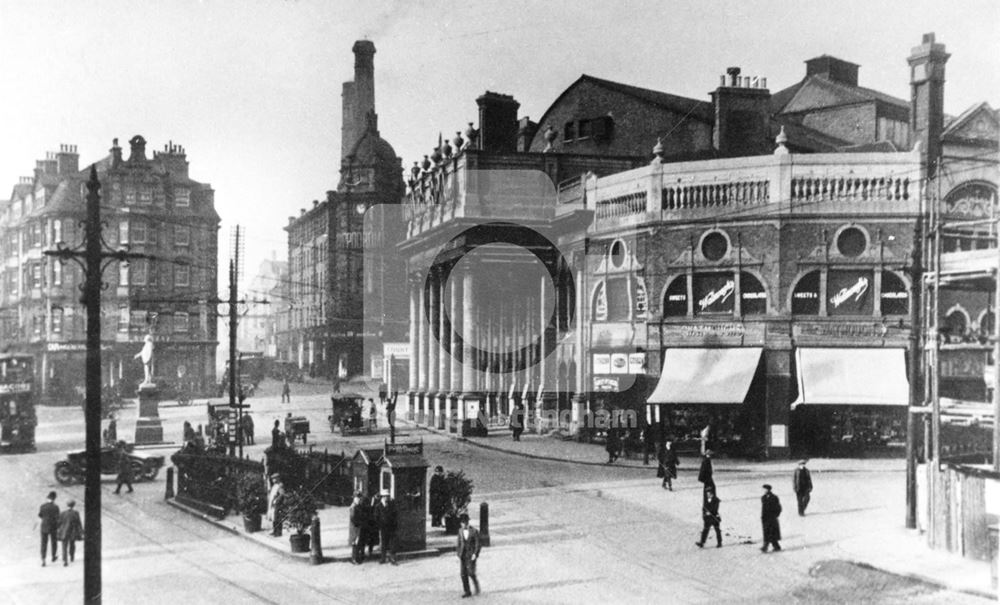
left=429, top=466, right=447, bottom=527
left=38, top=491, right=60, bottom=566
left=793, top=459, right=813, bottom=516
left=695, top=487, right=722, bottom=548
left=114, top=442, right=134, bottom=494
left=698, top=450, right=715, bottom=494
left=456, top=513, right=482, bottom=597
left=57, top=500, right=83, bottom=566
left=374, top=489, right=398, bottom=565
left=760, top=484, right=782, bottom=553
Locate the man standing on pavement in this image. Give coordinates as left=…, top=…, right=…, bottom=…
left=241, top=413, right=255, bottom=446
left=698, top=449, right=715, bottom=495
left=457, top=512, right=482, bottom=598
left=38, top=491, right=60, bottom=566
left=760, top=484, right=783, bottom=553
left=271, top=420, right=283, bottom=449
left=114, top=442, right=134, bottom=494
left=605, top=426, right=620, bottom=463
left=281, top=377, right=291, bottom=403
left=57, top=499, right=83, bottom=566
left=695, top=487, right=722, bottom=548
left=429, top=466, right=447, bottom=527
left=658, top=439, right=679, bottom=490
left=374, top=489, right=398, bottom=565
left=386, top=392, right=397, bottom=442
left=348, top=493, right=366, bottom=564
left=793, top=459, right=813, bottom=516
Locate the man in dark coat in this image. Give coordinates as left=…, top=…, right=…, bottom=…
left=605, top=427, right=620, bottom=463
left=642, top=422, right=657, bottom=465
left=509, top=402, right=524, bottom=441
left=271, top=419, right=283, bottom=449
left=695, top=487, right=722, bottom=548
left=698, top=450, right=715, bottom=494
left=658, top=440, right=679, bottom=490
left=793, top=459, right=813, bottom=516
left=456, top=513, right=482, bottom=597
left=348, top=493, right=366, bottom=564
left=364, top=495, right=380, bottom=557
left=374, top=490, right=398, bottom=564
left=241, top=413, right=255, bottom=446
left=429, top=466, right=447, bottom=527
left=38, top=491, right=60, bottom=566
left=386, top=392, right=397, bottom=442
left=57, top=499, right=83, bottom=566
left=114, top=442, right=134, bottom=494
left=760, top=484, right=782, bottom=552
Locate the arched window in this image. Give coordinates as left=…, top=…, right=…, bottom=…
left=662, top=276, right=687, bottom=317
left=693, top=273, right=735, bottom=315
left=880, top=271, right=909, bottom=316
left=740, top=272, right=767, bottom=315
left=943, top=309, right=968, bottom=342
left=791, top=271, right=821, bottom=315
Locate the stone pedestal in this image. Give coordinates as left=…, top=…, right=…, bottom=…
left=134, top=383, right=164, bottom=444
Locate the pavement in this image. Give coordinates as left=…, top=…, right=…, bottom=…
left=152, top=381, right=997, bottom=601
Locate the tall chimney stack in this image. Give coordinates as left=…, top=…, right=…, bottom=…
left=342, top=40, right=376, bottom=162
left=908, top=33, right=949, bottom=176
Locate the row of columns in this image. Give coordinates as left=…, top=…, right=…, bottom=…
left=405, top=264, right=579, bottom=433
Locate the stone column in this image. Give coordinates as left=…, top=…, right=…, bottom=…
left=571, top=268, right=586, bottom=434
left=537, top=274, right=548, bottom=433
left=417, top=274, right=428, bottom=424
left=436, top=272, right=450, bottom=429
left=407, top=276, right=419, bottom=420
left=448, top=268, right=462, bottom=433
left=461, top=270, right=478, bottom=434
left=427, top=269, right=440, bottom=427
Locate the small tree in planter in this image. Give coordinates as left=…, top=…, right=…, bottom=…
left=442, top=470, right=474, bottom=535
left=282, top=487, right=318, bottom=553
left=236, top=472, right=268, bottom=533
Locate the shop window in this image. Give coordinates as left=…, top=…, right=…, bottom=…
left=663, top=276, right=688, bottom=317
left=880, top=271, right=909, bottom=316
left=828, top=270, right=873, bottom=316
left=836, top=227, right=867, bottom=258
left=701, top=231, right=729, bottom=261
left=740, top=272, right=767, bottom=315
left=693, top=272, right=735, bottom=315
left=792, top=271, right=820, bottom=315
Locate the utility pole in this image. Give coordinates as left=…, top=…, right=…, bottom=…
left=227, top=226, right=252, bottom=458
left=46, top=166, right=149, bottom=605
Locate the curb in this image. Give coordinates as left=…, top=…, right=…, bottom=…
left=838, top=559, right=996, bottom=601
left=166, top=497, right=455, bottom=564
left=404, top=421, right=903, bottom=475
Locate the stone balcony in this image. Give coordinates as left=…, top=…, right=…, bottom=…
left=561, top=147, right=923, bottom=231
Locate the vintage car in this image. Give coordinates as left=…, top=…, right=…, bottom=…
left=329, top=393, right=373, bottom=436
left=54, top=445, right=164, bottom=485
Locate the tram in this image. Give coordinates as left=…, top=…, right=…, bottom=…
left=0, top=353, right=37, bottom=451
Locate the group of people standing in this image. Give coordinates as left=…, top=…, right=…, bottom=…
left=348, top=490, right=398, bottom=565
left=37, top=491, right=83, bottom=567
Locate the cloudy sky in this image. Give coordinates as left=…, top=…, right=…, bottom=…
left=1, top=0, right=998, bottom=295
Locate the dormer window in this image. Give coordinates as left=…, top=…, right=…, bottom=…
left=563, top=122, right=576, bottom=142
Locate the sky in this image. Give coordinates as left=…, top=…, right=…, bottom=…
left=1, top=0, right=998, bottom=298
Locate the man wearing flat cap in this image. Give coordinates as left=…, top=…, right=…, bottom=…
left=793, top=459, right=813, bottom=516
left=760, top=484, right=782, bottom=553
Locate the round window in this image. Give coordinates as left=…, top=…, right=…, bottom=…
left=610, top=240, right=625, bottom=268
left=837, top=227, right=867, bottom=258
left=701, top=232, right=728, bottom=261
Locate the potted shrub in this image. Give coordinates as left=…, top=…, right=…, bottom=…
left=442, top=470, right=474, bottom=535
left=282, top=487, right=317, bottom=553
left=236, top=472, right=267, bottom=533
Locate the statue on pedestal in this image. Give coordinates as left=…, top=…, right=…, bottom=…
left=134, top=334, right=155, bottom=386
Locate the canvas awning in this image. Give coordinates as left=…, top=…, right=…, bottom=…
left=647, top=348, right=763, bottom=404
left=793, top=348, right=909, bottom=407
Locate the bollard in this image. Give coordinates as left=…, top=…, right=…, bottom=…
left=479, top=502, right=490, bottom=547
left=310, top=514, right=324, bottom=565
left=165, top=467, right=175, bottom=499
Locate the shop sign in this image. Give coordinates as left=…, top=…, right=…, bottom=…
left=663, top=277, right=688, bottom=317
left=940, top=349, right=986, bottom=377
left=593, top=377, right=619, bottom=391
left=828, top=270, right=873, bottom=316
left=628, top=353, right=646, bottom=374
left=681, top=323, right=746, bottom=338
left=593, top=354, right=611, bottom=374
left=385, top=442, right=423, bottom=456
left=633, top=277, right=648, bottom=318
left=383, top=342, right=410, bottom=358
left=610, top=353, right=629, bottom=374
left=0, top=383, right=31, bottom=394
left=593, top=281, right=608, bottom=321
left=695, top=274, right=735, bottom=314
left=794, top=322, right=886, bottom=340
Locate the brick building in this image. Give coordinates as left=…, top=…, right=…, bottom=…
left=278, top=40, right=406, bottom=380
left=0, top=136, right=220, bottom=402
left=400, top=34, right=997, bottom=457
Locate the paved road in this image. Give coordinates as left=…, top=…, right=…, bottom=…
left=0, top=380, right=990, bottom=604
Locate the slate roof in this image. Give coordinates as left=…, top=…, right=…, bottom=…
left=578, top=75, right=714, bottom=123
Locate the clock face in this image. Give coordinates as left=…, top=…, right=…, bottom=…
left=355, top=202, right=366, bottom=215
